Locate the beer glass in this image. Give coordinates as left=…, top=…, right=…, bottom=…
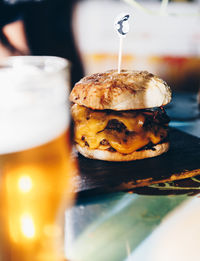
left=0, top=56, right=75, bottom=261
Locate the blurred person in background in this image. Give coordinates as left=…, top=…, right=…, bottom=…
left=0, top=0, right=84, bottom=86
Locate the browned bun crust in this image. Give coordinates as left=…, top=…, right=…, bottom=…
left=70, top=70, right=171, bottom=110
left=76, top=142, right=169, bottom=162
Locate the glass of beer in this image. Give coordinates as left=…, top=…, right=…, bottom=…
left=0, top=56, right=75, bottom=261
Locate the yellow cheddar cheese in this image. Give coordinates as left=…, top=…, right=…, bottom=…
left=72, top=104, right=168, bottom=154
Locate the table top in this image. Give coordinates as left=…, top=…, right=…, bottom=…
left=65, top=92, right=200, bottom=261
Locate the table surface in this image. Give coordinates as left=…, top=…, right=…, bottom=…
left=65, top=92, right=200, bottom=261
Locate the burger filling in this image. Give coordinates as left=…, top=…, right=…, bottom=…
left=71, top=104, right=170, bottom=154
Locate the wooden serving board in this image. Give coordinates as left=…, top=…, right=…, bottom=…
left=74, top=128, right=200, bottom=197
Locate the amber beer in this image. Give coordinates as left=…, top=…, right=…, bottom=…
left=0, top=56, right=75, bottom=261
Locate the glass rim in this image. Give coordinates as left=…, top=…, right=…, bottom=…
left=0, top=55, right=71, bottom=75
left=0, top=55, right=71, bottom=111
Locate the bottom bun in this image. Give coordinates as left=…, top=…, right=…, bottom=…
left=76, top=142, right=169, bottom=162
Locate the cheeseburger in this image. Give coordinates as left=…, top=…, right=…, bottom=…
left=70, top=70, right=171, bottom=161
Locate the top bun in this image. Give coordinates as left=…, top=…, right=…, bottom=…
left=70, top=69, right=172, bottom=110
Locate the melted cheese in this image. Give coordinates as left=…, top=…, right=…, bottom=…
left=72, top=104, right=168, bottom=154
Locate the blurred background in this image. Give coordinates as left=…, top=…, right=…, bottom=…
left=0, top=0, right=200, bottom=91
left=74, top=0, right=200, bottom=92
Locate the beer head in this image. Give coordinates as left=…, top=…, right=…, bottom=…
left=0, top=56, right=71, bottom=154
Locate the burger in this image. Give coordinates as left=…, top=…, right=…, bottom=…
left=70, top=70, right=171, bottom=161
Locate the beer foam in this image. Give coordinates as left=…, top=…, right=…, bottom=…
left=0, top=105, right=69, bottom=155
left=0, top=59, right=70, bottom=154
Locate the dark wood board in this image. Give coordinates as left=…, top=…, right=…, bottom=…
left=74, top=128, right=200, bottom=197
